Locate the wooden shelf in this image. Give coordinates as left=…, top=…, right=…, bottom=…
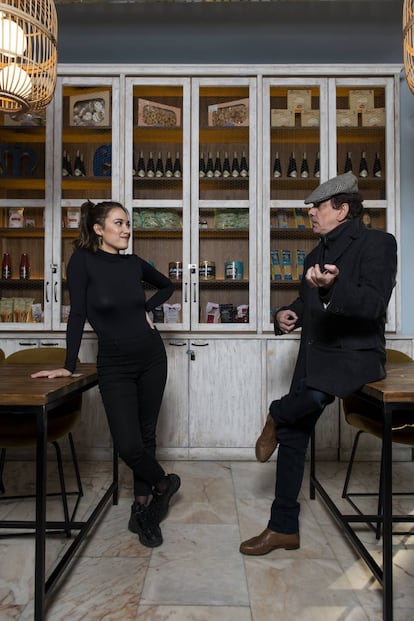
left=0, top=279, right=43, bottom=288
left=270, top=228, right=314, bottom=239
left=270, top=280, right=302, bottom=288
left=62, top=177, right=111, bottom=190
left=0, top=179, right=45, bottom=190
left=0, top=228, right=45, bottom=239
left=198, top=279, right=249, bottom=288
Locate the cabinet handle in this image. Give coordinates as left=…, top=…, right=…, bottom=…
left=193, top=282, right=197, bottom=303
left=45, top=281, right=50, bottom=303
left=168, top=341, right=186, bottom=346
left=40, top=342, right=60, bottom=347
left=18, top=341, right=37, bottom=346
left=191, top=342, right=209, bottom=347
left=54, top=281, right=58, bottom=303
left=184, top=282, right=188, bottom=303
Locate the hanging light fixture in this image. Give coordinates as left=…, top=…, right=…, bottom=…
left=403, top=0, right=414, bottom=95
left=0, top=0, right=57, bottom=113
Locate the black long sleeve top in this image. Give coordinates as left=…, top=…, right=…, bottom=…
left=64, top=248, right=174, bottom=372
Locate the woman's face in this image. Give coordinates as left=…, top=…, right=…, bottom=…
left=94, top=207, right=131, bottom=254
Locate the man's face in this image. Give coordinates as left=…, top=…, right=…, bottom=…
left=308, top=199, right=348, bottom=236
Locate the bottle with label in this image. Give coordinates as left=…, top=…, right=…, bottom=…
left=240, top=151, right=249, bottom=177
left=206, top=152, right=214, bottom=178
left=62, top=151, right=72, bottom=177
left=213, top=151, right=222, bottom=177
left=73, top=150, right=84, bottom=177
left=165, top=152, right=173, bottom=178
left=173, top=152, right=182, bottom=178
left=313, top=151, right=320, bottom=178
left=136, top=151, right=146, bottom=178
left=287, top=152, right=297, bottom=178
left=199, top=152, right=206, bottom=178
left=146, top=152, right=155, bottom=178
left=373, top=152, right=382, bottom=178
left=222, top=152, right=231, bottom=178
left=273, top=152, right=282, bottom=178
left=19, top=253, right=30, bottom=279
left=344, top=151, right=353, bottom=173
left=155, top=151, right=164, bottom=178
left=300, top=152, right=309, bottom=178
left=231, top=151, right=240, bottom=178
left=359, top=151, right=368, bottom=178
left=2, top=253, right=12, bottom=279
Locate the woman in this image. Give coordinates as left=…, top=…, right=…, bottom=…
left=32, top=200, right=180, bottom=548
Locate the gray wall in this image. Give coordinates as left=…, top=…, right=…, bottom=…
left=57, top=0, right=414, bottom=334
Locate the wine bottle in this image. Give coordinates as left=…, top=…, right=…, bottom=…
left=173, top=152, right=182, bottom=178
left=240, top=150, right=248, bottom=177
left=359, top=151, right=368, bottom=178
left=73, top=150, right=83, bottom=177
left=62, top=150, right=72, bottom=177
left=155, top=151, right=164, bottom=178
left=146, top=152, right=155, bottom=178
left=222, top=152, right=231, bottom=178
left=2, top=252, right=12, bottom=279
left=287, top=151, right=297, bottom=178
left=231, top=151, right=240, bottom=178
left=300, top=152, right=309, bottom=178
left=165, top=151, right=173, bottom=178
left=313, top=151, right=320, bottom=178
left=344, top=151, right=353, bottom=173
left=136, top=151, right=146, bottom=178
left=19, top=253, right=30, bottom=279
left=214, top=151, right=222, bottom=178
left=273, top=152, right=282, bottom=178
left=373, top=152, right=382, bottom=178
left=199, top=152, right=206, bottom=178
left=206, top=152, right=214, bottom=178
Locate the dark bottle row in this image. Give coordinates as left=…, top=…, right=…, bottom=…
left=133, top=151, right=182, bottom=179
left=342, top=151, right=382, bottom=178
left=199, top=151, right=248, bottom=179
left=273, top=151, right=320, bottom=179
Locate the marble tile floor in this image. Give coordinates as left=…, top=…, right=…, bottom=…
left=1, top=458, right=414, bottom=621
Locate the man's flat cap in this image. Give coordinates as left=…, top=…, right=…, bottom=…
left=304, top=171, right=359, bottom=204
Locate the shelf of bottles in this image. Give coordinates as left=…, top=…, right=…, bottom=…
left=269, top=86, right=321, bottom=202
left=0, top=112, right=47, bottom=326
left=61, top=85, right=114, bottom=201
left=196, top=85, right=252, bottom=327
left=335, top=86, right=386, bottom=202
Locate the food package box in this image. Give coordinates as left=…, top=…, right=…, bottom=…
left=362, top=108, right=385, bottom=127
left=301, top=110, right=319, bottom=127
left=296, top=249, right=306, bottom=281
left=282, top=250, right=293, bottom=281
left=336, top=110, right=358, bottom=127
left=70, top=91, right=111, bottom=127
left=208, top=98, right=249, bottom=127
left=137, top=99, right=181, bottom=127
left=271, top=109, right=295, bottom=127
left=348, top=89, right=374, bottom=112
left=287, top=89, right=312, bottom=112
left=270, top=250, right=282, bottom=281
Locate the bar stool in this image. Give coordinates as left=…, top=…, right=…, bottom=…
left=341, top=348, right=414, bottom=538
left=0, top=347, right=83, bottom=533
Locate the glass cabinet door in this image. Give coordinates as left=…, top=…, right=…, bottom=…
left=125, top=78, right=190, bottom=331
left=0, top=108, right=52, bottom=329
left=332, top=78, right=396, bottom=330
left=191, top=78, right=257, bottom=331
left=262, top=78, right=328, bottom=332
left=53, top=77, right=120, bottom=330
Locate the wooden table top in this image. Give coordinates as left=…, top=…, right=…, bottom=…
left=0, top=363, right=98, bottom=407
left=360, top=362, right=414, bottom=404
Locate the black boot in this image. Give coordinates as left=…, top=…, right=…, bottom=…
left=128, top=501, right=163, bottom=548
left=149, top=473, right=181, bottom=523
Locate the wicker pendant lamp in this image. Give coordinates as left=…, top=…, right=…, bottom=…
left=403, top=0, right=414, bottom=95
left=0, top=0, right=57, bottom=113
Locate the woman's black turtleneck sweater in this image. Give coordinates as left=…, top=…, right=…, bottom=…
left=64, top=248, right=174, bottom=372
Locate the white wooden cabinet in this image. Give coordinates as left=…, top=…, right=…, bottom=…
left=0, top=64, right=402, bottom=460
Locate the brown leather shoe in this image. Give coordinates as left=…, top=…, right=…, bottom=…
left=239, top=528, right=300, bottom=556
left=255, top=414, right=278, bottom=462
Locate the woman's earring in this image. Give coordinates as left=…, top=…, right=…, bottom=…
left=98, top=235, right=103, bottom=246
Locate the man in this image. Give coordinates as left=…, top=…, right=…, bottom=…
left=240, top=171, right=397, bottom=556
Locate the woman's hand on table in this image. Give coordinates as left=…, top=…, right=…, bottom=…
left=31, top=368, right=72, bottom=379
